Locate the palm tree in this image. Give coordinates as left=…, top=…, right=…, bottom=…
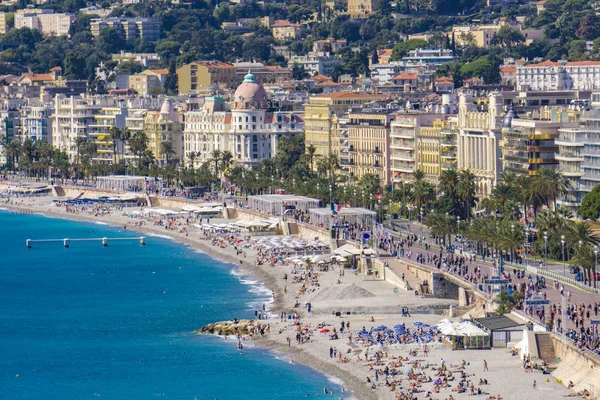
left=73, top=136, right=87, bottom=164
left=109, top=126, right=121, bottom=164
left=187, top=152, right=197, bottom=170
left=564, top=220, right=599, bottom=250
left=327, top=153, right=340, bottom=183
left=211, top=149, right=221, bottom=179
left=160, top=141, right=176, bottom=166
left=439, top=169, right=459, bottom=214
left=5, top=139, right=21, bottom=172
left=220, top=150, right=234, bottom=174
left=456, top=169, right=477, bottom=220
left=306, top=144, right=317, bottom=170
left=129, top=131, right=149, bottom=169
left=530, top=168, right=568, bottom=210
left=490, top=182, right=514, bottom=213
left=569, top=244, right=596, bottom=286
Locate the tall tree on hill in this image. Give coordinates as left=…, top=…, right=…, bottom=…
left=164, top=59, right=178, bottom=95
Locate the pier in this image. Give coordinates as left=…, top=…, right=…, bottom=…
left=26, top=237, right=146, bottom=248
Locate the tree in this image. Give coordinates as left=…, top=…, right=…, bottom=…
left=580, top=185, right=600, bottom=220
left=371, top=49, right=379, bottom=65
left=459, top=55, right=501, bottom=84
left=568, top=40, right=588, bottom=61
left=390, top=39, right=428, bottom=61
left=291, top=63, right=307, bottom=80
left=492, top=25, right=525, bottom=53
left=129, top=131, right=148, bottom=169
left=164, top=59, right=178, bottom=95
left=530, top=168, right=568, bottom=209
left=160, top=141, right=176, bottom=165
left=576, top=14, right=599, bottom=41
left=456, top=169, right=477, bottom=220
left=306, top=144, right=317, bottom=171
left=64, top=51, right=87, bottom=80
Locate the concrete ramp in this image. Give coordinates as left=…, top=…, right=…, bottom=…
left=535, top=333, right=557, bottom=367
left=52, top=186, right=65, bottom=197
left=145, top=193, right=153, bottom=208
left=287, top=222, right=299, bottom=235
left=224, top=207, right=238, bottom=220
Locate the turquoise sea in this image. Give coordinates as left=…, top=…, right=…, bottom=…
left=0, top=211, right=342, bottom=399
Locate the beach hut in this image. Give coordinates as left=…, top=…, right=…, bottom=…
left=473, top=315, right=527, bottom=348
left=438, top=319, right=490, bottom=350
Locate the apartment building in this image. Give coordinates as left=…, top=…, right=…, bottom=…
left=20, top=106, right=52, bottom=143
left=347, top=0, right=374, bottom=18
left=389, top=113, right=439, bottom=185
left=456, top=92, right=504, bottom=197
left=416, top=119, right=451, bottom=184
left=115, top=73, right=163, bottom=96
left=291, top=53, right=342, bottom=76
left=177, top=61, right=237, bottom=95
left=0, top=12, right=8, bottom=34
left=111, top=52, right=160, bottom=68
left=271, top=20, right=302, bottom=40
left=344, top=111, right=393, bottom=184
left=15, top=10, right=74, bottom=36
left=144, top=99, right=183, bottom=165
left=51, top=95, right=127, bottom=164
left=313, top=38, right=347, bottom=53
left=90, top=18, right=161, bottom=41
left=303, top=92, right=390, bottom=160
left=517, top=61, right=600, bottom=91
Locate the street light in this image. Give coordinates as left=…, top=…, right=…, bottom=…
left=594, top=246, right=598, bottom=289
left=511, top=224, right=515, bottom=264
left=457, top=216, right=461, bottom=252
left=543, top=231, right=548, bottom=269
left=420, top=207, right=424, bottom=238
left=525, top=225, right=531, bottom=267
left=561, top=235, right=566, bottom=277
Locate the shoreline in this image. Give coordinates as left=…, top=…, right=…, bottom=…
left=2, top=196, right=581, bottom=400
left=1, top=199, right=372, bottom=399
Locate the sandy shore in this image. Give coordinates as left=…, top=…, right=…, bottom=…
left=1, top=195, right=578, bottom=400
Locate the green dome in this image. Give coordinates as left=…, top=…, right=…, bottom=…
left=243, top=69, right=256, bottom=83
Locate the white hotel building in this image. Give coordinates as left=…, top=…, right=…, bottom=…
left=517, top=61, right=600, bottom=91
left=183, top=71, right=304, bottom=167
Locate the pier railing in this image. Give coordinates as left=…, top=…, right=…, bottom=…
left=26, top=237, right=146, bottom=248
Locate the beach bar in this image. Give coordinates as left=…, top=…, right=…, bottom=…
left=308, top=207, right=376, bottom=231
left=248, top=194, right=321, bottom=216
left=96, top=175, right=147, bottom=192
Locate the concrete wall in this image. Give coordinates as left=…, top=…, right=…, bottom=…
left=431, top=272, right=460, bottom=300
left=552, top=334, right=600, bottom=397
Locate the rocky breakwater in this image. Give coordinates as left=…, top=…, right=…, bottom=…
left=196, top=319, right=270, bottom=336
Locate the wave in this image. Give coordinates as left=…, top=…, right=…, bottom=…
left=94, top=221, right=108, bottom=226
left=0, top=207, right=8, bottom=211
left=229, top=268, right=274, bottom=314
left=147, top=233, right=174, bottom=240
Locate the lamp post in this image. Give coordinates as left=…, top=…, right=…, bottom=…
left=594, top=246, right=598, bottom=289
left=271, top=175, right=274, bottom=194
left=561, top=235, right=566, bottom=277
left=511, top=224, right=515, bottom=264
left=543, top=231, right=548, bottom=269
left=353, top=189, right=357, bottom=207
left=457, top=216, right=461, bottom=252
left=420, top=207, right=423, bottom=239
left=369, top=194, right=373, bottom=211
left=525, top=226, right=530, bottom=267
left=255, top=172, right=259, bottom=195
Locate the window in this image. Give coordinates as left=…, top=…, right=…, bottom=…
left=252, top=116, right=256, bottom=122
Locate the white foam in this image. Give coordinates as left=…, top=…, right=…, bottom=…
left=0, top=207, right=8, bottom=211
left=94, top=221, right=108, bottom=226
left=147, top=233, right=173, bottom=240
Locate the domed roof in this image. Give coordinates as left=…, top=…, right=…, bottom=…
left=233, top=70, right=267, bottom=108
left=501, top=107, right=519, bottom=129
left=160, top=98, right=174, bottom=115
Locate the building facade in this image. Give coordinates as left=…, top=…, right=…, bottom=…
left=517, top=61, right=600, bottom=91
left=184, top=71, right=303, bottom=167
left=177, top=61, right=237, bottom=95
left=90, top=18, right=161, bottom=41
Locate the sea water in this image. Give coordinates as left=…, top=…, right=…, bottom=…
left=0, top=211, right=341, bottom=399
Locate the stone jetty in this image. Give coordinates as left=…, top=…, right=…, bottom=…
left=196, top=319, right=269, bottom=336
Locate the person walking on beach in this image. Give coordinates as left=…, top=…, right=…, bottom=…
left=484, top=360, right=488, bottom=371
left=533, top=380, right=537, bottom=390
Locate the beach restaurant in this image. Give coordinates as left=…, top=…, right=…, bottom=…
left=248, top=194, right=321, bottom=216
left=308, top=207, right=376, bottom=231
left=96, top=175, right=148, bottom=192
left=437, top=318, right=490, bottom=350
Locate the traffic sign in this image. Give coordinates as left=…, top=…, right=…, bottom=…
left=484, top=279, right=509, bottom=285
left=525, top=299, right=550, bottom=305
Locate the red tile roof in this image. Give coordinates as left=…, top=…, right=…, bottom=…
left=21, top=73, right=53, bottom=82
left=500, top=66, right=516, bottom=73
left=392, top=72, right=418, bottom=80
